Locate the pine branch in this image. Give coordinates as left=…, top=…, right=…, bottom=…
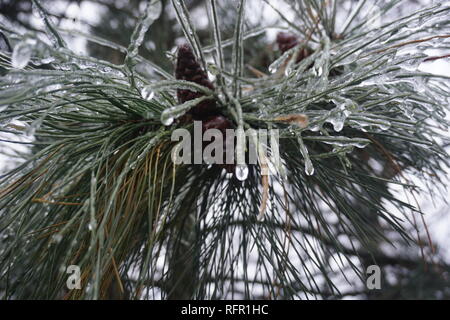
left=0, top=0, right=449, bottom=300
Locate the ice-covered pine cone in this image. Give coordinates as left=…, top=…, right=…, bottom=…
left=276, top=32, right=311, bottom=63
left=176, top=44, right=236, bottom=172
left=175, top=44, right=217, bottom=119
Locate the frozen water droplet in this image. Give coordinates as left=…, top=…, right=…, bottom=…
left=12, top=41, right=33, bottom=69
left=327, top=100, right=352, bottom=132
left=329, top=116, right=345, bottom=132
left=308, top=123, right=322, bottom=132
left=88, top=222, right=96, bottom=231
left=298, top=136, right=315, bottom=176
left=160, top=114, right=174, bottom=126
left=320, top=136, right=370, bottom=149
left=268, top=64, right=277, bottom=74
left=268, top=46, right=296, bottom=74
left=235, top=164, right=249, bottom=181
left=305, top=159, right=315, bottom=176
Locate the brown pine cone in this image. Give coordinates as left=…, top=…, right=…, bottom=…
left=176, top=44, right=236, bottom=172
left=175, top=44, right=217, bottom=119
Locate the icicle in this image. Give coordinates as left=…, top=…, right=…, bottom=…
left=160, top=95, right=210, bottom=126
left=234, top=124, right=247, bottom=181
left=297, top=136, right=314, bottom=176
left=308, top=136, right=370, bottom=149
left=126, top=0, right=163, bottom=64
left=348, top=116, right=391, bottom=131
left=327, top=99, right=352, bottom=132
left=268, top=47, right=296, bottom=74
left=328, top=109, right=349, bottom=132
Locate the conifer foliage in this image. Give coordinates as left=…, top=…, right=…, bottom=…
left=0, top=0, right=449, bottom=299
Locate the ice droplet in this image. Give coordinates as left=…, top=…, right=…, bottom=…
left=235, top=164, right=249, bottom=181
left=348, top=116, right=391, bottom=132
left=268, top=48, right=293, bottom=74
left=88, top=222, right=96, bottom=231
left=160, top=113, right=174, bottom=126
left=320, top=136, right=370, bottom=149
left=327, top=100, right=351, bottom=132
left=160, top=96, right=209, bottom=126
left=304, top=158, right=315, bottom=175
left=297, top=136, right=315, bottom=176
left=12, top=41, right=33, bottom=69
left=329, top=114, right=346, bottom=132
left=308, top=123, right=322, bottom=132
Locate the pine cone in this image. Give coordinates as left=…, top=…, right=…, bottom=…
left=176, top=44, right=235, bottom=172
left=175, top=44, right=217, bottom=119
